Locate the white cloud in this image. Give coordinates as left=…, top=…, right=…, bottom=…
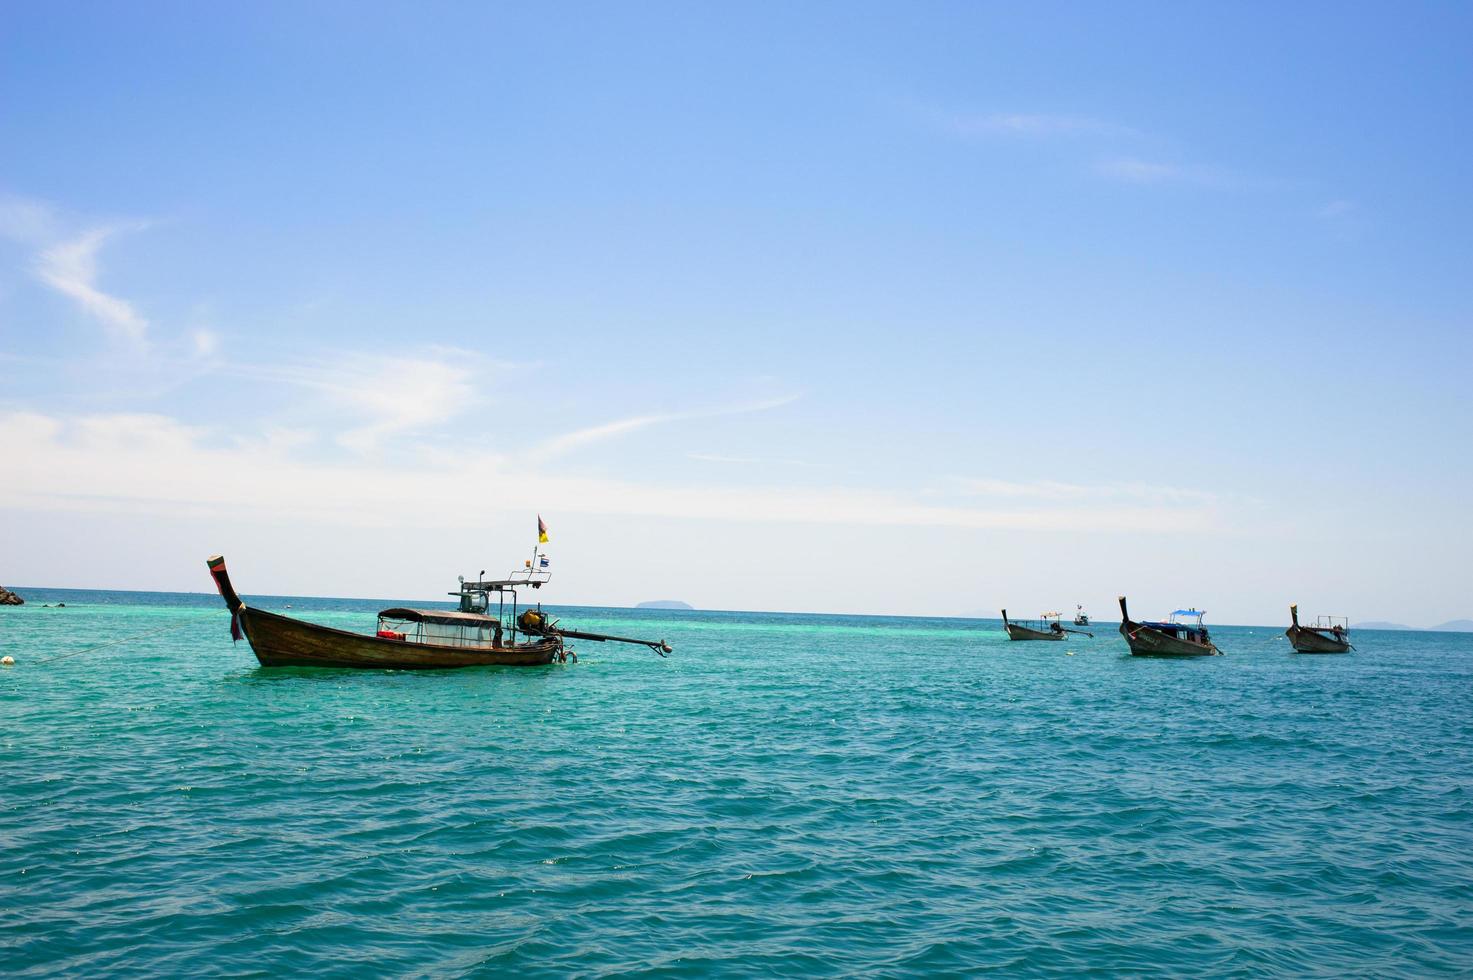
left=34, top=226, right=149, bottom=344
left=1, top=410, right=1220, bottom=535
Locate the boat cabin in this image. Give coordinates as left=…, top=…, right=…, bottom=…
left=1141, top=608, right=1212, bottom=645
left=375, top=608, right=505, bottom=647
left=374, top=567, right=553, bottom=649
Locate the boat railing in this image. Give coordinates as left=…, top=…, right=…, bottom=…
left=1311, top=615, right=1349, bottom=631
left=504, top=568, right=552, bottom=587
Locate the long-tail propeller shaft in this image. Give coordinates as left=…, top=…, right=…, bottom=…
left=518, top=611, right=671, bottom=657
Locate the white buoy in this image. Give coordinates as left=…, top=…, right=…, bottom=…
left=1, top=655, right=14, bottom=666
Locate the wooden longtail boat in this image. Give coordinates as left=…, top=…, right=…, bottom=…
left=1286, top=603, right=1353, bottom=653
left=206, top=555, right=671, bottom=670
left=1117, top=596, right=1221, bottom=657
left=1001, top=609, right=1093, bottom=641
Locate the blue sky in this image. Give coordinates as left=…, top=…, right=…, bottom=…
left=3, top=2, right=1470, bottom=624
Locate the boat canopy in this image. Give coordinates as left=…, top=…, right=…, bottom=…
left=378, top=607, right=498, bottom=626
left=1141, top=621, right=1206, bottom=637
left=1171, top=609, right=1204, bottom=617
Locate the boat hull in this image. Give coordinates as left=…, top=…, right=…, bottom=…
left=1119, top=620, right=1220, bottom=657
left=1005, top=623, right=1065, bottom=641
left=1286, top=626, right=1352, bottom=654
left=240, top=606, right=561, bottom=669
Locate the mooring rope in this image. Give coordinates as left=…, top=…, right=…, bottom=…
left=29, top=621, right=197, bottom=666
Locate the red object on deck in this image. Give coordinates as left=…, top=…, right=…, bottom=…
left=377, top=630, right=406, bottom=641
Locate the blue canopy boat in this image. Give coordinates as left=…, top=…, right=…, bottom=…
left=1118, top=596, right=1221, bottom=656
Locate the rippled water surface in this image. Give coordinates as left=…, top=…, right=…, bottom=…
left=3, top=589, right=1472, bottom=976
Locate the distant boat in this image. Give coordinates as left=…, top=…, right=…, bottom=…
left=1001, top=609, right=1093, bottom=641
left=1286, top=603, right=1353, bottom=653
left=1073, top=604, right=1090, bottom=626
left=206, top=555, right=670, bottom=670
left=1117, top=596, right=1221, bottom=656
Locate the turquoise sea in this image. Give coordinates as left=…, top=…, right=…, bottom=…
left=3, top=588, right=1471, bottom=976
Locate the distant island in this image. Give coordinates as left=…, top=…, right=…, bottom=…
left=636, top=600, right=694, bottom=610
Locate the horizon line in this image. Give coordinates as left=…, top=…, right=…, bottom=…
left=6, top=584, right=1468, bottom=632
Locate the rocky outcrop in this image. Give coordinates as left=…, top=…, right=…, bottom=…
left=0, top=586, right=23, bottom=605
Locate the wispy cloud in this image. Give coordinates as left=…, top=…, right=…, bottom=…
left=687, top=452, right=762, bottom=464
left=942, top=111, right=1133, bottom=139
left=235, top=350, right=484, bottom=453
left=190, top=328, right=220, bottom=357
left=535, top=413, right=675, bottom=461
left=1094, top=156, right=1274, bottom=191
left=4, top=196, right=154, bottom=346
left=34, top=225, right=150, bottom=345
left=0, top=193, right=59, bottom=243
left=900, top=100, right=1273, bottom=194
left=1096, top=157, right=1183, bottom=184
left=897, top=97, right=1132, bottom=141
left=686, top=451, right=819, bottom=467
left=1314, top=198, right=1363, bottom=241
left=530, top=394, right=799, bottom=463
left=958, top=477, right=1216, bottom=506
